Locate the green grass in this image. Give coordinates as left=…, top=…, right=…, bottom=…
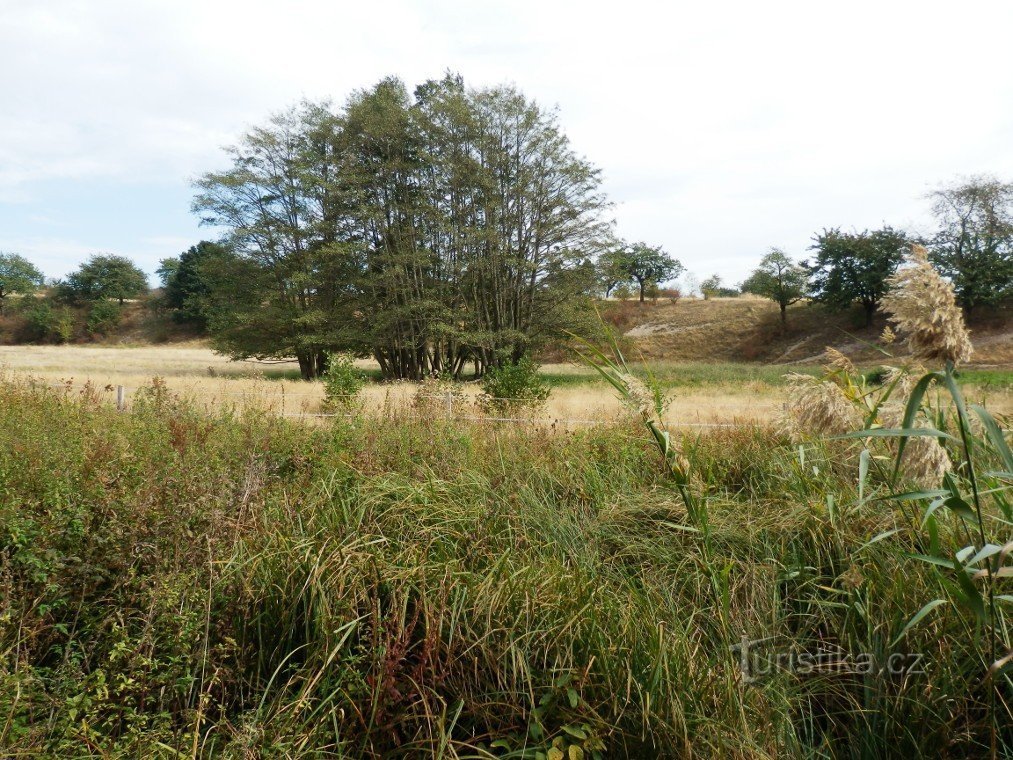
left=1, top=377, right=1011, bottom=757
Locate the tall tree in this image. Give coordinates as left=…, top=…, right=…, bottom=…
left=741, top=248, right=808, bottom=324
left=805, top=227, right=908, bottom=326
left=193, top=102, right=355, bottom=379
left=195, top=76, right=610, bottom=380
left=0, top=253, right=44, bottom=313
left=928, top=175, right=1013, bottom=313
left=63, top=254, right=148, bottom=305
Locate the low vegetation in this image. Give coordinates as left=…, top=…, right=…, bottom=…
left=0, top=252, right=1010, bottom=757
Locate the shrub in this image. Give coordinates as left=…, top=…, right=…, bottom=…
left=21, top=301, right=74, bottom=343
left=478, top=356, right=550, bottom=414
left=413, top=372, right=468, bottom=417
left=86, top=299, right=122, bottom=336
left=612, top=283, right=632, bottom=301
left=322, top=352, right=365, bottom=409
left=658, top=286, right=681, bottom=304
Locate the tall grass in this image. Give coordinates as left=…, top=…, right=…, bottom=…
left=1, top=373, right=1011, bottom=757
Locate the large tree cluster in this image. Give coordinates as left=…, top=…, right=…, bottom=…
left=192, top=75, right=610, bottom=380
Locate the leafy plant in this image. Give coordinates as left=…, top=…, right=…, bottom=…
left=321, top=352, right=365, bottom=409
left=86, top=299, right=122, bottom=336
left=478, top=356, right=550, bottom=415
left=21, top=301, right=74, bottom=343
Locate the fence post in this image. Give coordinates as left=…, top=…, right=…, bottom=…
left=116, top=385, right=125, bottom=412
left=444, top=390, right=453, bottom=420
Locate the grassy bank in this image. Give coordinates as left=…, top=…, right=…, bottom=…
left=0, top=377, right=1011, bottom=757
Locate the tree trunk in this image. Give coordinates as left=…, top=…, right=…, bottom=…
left=780, top=303, right=787, bottom=324
left=864, top=301, right=875, bottom=328
left=296, top=352, right=315, bottom=380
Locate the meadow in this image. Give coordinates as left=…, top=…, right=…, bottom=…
left=1, top=335, right=1012, bottom=756
left=1, top=344, right=1010, bottom=427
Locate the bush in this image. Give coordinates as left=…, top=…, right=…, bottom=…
left=21, top=301, right=74, bottom=343
left=478, top=356, right=550, bottom=414
left=413, top=373, right=468, bottom=417
left=658, top=286, right=681, bottom=304
left=612, top=283, right=632, bottom=301
left=322, top=352, right=365, bottom=409
left=86, top=299, right=122, bottom=336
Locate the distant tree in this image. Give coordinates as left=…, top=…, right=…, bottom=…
left=741, top=248, right=808, bottom=324
left=158, top=241, right=231, bottom=326
left=805, top=227, right=908, bottom=326
left=658, top=286, right=681, bottom=304
left=700, top=274, right=722, bottom=300
left=598, top=247, right=632, bottom=298
left=612, top=283, right=633, bottom=301
left=0, top=253, right=44, bottom=313
left=63, top=254, right=148, bottom=305
left=928, top=175, right=1013, bottom=313
left=612, top=242, right=683, bottom=302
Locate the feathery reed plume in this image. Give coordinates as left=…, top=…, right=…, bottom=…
left=615, top=371, right=656, bottom=421
left=880, top=245, right=973, bottom=366
left=823, top=347, right=855, bottom=375
left=901, top=434, right=952, bottom=487
left=782, top=372, right=862, bottom=438
left=880, top=325, right=896, bottom=345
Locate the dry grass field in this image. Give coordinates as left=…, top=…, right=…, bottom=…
left=2, top=343, right=1009, bottom=425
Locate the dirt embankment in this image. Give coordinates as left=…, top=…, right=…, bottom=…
left=609, top=296, right=1013, bottom=366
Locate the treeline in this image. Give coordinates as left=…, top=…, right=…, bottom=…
left=0, top=253, right=149, bottom=341
left=189, top=74, right=612, bottom=380
left=739, top=176, right=1013, bottom=325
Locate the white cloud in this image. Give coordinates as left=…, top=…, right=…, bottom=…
left=2, top=0, right=1013, bottom=282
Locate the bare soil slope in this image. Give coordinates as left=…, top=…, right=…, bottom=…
left=612, top=296, right=1012, bottom=366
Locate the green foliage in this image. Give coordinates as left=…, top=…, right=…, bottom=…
left=61, top=254, right=148, bottom=305
left=194, top=75, right=609, bottom=380
left=478, top=356, right=551, bottom=413
left=601, top=242, right=683, bottom=302
left=1, top=374, right=1012, bottom=755
left=0, top=252, right=44, bottom=312
left=611, top=282, right=632, bottom=301
left=928, top=175, right=1013, bottom=312
left=741, top=248, right=808, bottom=322
left=158, top=240, right=231, bottom=327
left=86, top=299, right=122, bottom=336
left=21, top=300, right=74, bottom=343
left=321, top=352, right=365, bottom=409
left=806, top=226, right=909, bottom=325
left=700, top=273, right=722, bottom=299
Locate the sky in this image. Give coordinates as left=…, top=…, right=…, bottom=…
left=3, top=0, right=1013, bottom=289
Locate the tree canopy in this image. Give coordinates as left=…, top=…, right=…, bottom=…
left=805, top=227, right=908, bottom=326
left=928, top=175, right=1013, bottom=312
left=601, top=242, right=683, bottom=302
left=193, top=75, right=610, bottom=380
left=741, top=249, right=808, bottom=323
left=158, top=241, right=232, bottom=327
left=0, top=253, right=44, bottom=312
left=62, top=254, right=148, bottom=305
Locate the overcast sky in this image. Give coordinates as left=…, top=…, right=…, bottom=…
left=3, top=0, right=1013, bottom=288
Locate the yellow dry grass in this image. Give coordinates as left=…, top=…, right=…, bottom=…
left=0, top=345, right=784, bottom=426
left=617, top=296, right=1013, bottom=366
